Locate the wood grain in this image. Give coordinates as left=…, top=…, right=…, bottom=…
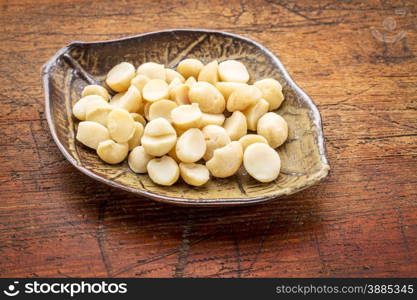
left=0, top=0, right=416, bottom=277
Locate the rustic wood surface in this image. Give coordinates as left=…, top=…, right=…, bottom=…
left=0, top=0, right=416, bottom=278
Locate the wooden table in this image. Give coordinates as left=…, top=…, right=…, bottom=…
left=0, top=0, right=416, bottom=278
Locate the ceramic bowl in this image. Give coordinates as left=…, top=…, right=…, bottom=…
left=42, top=29, right=330, bottom=206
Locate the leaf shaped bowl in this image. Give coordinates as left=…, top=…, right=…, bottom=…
left=42, top=29, right=330, bottom=206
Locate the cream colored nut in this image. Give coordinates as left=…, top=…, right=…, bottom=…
left=97, top=140, right=129, bottom=164
left=165, top=68, right=185, bottom=83
left=148, top=100, right=177, bottom=122
left=184, top=76, right=197, bottom=87
left=142, top=133, right=178, bottom=156
left=109, top=85, right=142, bottom=113
left=169, top=84, right=190, bottom=106
left=176, top=58, right=204, bottom=79
left=141, top=134, right=177, bottom=156
left=206, top=141, right=243, bottom=178
left=242, top=98, right=269, bottom=131
left=171, top=103, right=202, bottom=130
left=81, top=85, right=110, bottom=101
left=86, top=106, right=113, bottom=126
left=223, top=111, right=247, bottom=141
left=142, top=79, right=169, bottom=102
left=199, top=113, right=225, bottom=128
left=73, top=95, right=109, bottom=121
left=144, top=117, right=176, bottom=137
left=83, top=97, right=111, bottom=116
left=143, top=101, right=152, bottom=120
left=254, top=78, right=284, bottom=111
left=239, top=134, right=268, bottom=151
left=147, top=156, right=179, bottom=186
left=226, top=85, right=262, bottom=112
left=105, top=62, right=135, bottom=92
left=136, top=62, right=166, bottom=80
left=76, top=121, right=110, bottom=149
left=176, top=128, right=206, bottom=163
left=215, top=82, right=247, bottom=100
left=189, top=81, right=225, bottom=114
left=130, top=113, right=147, bottom=127
left=218, top=60, right=250, bottom=83
left=257, top=112, right=288, bottom=148
left=198, top=60, right=219, bottom=84
left=168, top=77, right=183, bottom=92
left=109, top=92, right=123, bottom=104
left=137, top=102, right=145, bottom=116
left=168, top=146, right=181, bottom=163
left=130, top=74, right=149, bottom=92
left=243, top=143, right=281, bottom=182
left=128, top=146, right=153, bottom=173
left=128, top=122, right=144, bottom=151
left=202, top=125, right=231, bottom=161
left=141, top=118, right=177, bottom=156
left=107, top=108, right=135, bottom=143
left=179, top=163, right=210, bottom=186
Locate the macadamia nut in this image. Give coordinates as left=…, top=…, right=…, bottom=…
left=86, top=106, right=113, bottom=126
left=254, top=78, right=284, bottom=111
left=171, top=103, right=202, bottom=130
left=73, top=95, right=109, bottom=121
left=128, top=146, right=153, bottom=173
left=81, top=85, right=110, bottom=101
left=136, top=62, right=166, bottom=80
left=257, top=112, right=288, bottom=148
left=165, top=68, right=185, bottom=83
left=169, top=84, right=190, bottom=106
left=76, top=121, right=110, bottom=149
left=128, top=122, right=144, bottom=151
left=176, top=128, right=206, bottom=163
left=202, top=125, right=231, bottom=161
left=168, top=77, right=183, bottom=92
left=179, top=163, right=210, bottom=186
left=239, top=134, right=268, bottom=151
left=218, top=60, right=250, bottom=83
left=106, top=62, right=135, bottom=92
left=130, top=74, right=149, bottom=92
left=142, top=79, right=169, bottom=102
left=227, top=85, right=262, bottom=112
left=189, top=82, right=225, bottom=114
left=206, top=141, right=243, bottom=178
left=148, top=100, right=177, bottom=123
left=130, top=113, right=147, bottom=127
left=97, top=140, right=129, bottom=164
left=199, top=113, right=225, bottom=128
left=177, top=58, right=204, bottom=79
left=73, top=58, right=288, bottom=187
left=242, top=98, right=269, bottom=131
left=109, top=85, right=142, bottom=113
left=143, top=101, right=152, bottom=121
left=147, top=156, right=179, bottom=186
left=168, top=146, right=181, bottom=163
left=184, top=76, right=197, bottom=87
left=198, top=60, right=219, bottom=84
left=107, top=108, right=135, bottom=143
left=243, top=143, right=281, bottom=182
left=215, top=82, right=247, bottom=100
left=141, top=118, right=177, bottom=156
left=223, top=111, right=247, bottom=141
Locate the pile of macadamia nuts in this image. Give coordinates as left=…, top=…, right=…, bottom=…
left=73, top=58, right=288, bottom=186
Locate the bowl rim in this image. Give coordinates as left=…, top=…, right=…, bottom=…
left=42, top=28, right=330, bottom=207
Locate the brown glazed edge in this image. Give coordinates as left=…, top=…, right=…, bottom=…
left=42, top=29, right=330, bottom=207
